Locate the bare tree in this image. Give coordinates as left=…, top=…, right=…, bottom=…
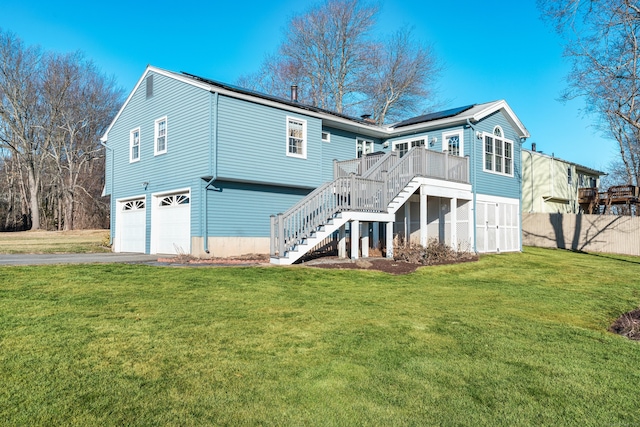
left=239, top=0, right=439, bottom=122
left=0, top=30, right=48, bottom=229
left=0, top=29, right=122, bottom=231
left=362, top=28, right=440, bottom=124
left=539, top=0, right=640, bottom=185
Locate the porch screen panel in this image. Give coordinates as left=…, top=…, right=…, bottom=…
left=456, top=200, right=470, bottom=251
left=476, top=202, right=486, bottom=252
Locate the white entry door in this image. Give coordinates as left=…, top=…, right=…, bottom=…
left=151, top=191, right=191, bottom=254
left=116, top=198, right=146, bottom=253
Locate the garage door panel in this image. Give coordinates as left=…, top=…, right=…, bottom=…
left=151, top=192, right=191, bottom=255
left=117, top=198, right=146, bottom=253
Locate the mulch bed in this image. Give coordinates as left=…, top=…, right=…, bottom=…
left=157, top=254, right=478, bottom=275
left=303, top=255, right=478, bottom=275
left=609, top=308, right=640, bottom=341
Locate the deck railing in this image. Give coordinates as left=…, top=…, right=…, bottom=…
left=271, top=147, right=469, bottom=257
left=334, top=152, right=386, bottom=178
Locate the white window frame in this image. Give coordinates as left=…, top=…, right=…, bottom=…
left=356, top=138, right=375, bottom=158
left=321, top=131, right=330, bottom=142
left=482, top=126, right=514, bottom=177
left=443, top=130, right=464, bottom=157
left=154, top=116, right=167, bottom=156
left=286, top=116, right=307, bottom=159
left=130, top=127, right=141, bottom=163
left=391, top=137, right=426, bottom=158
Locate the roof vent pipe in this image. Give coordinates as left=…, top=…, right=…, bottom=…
left=532, top=142, right=537, bottom=152
left=290, top=85, right=298, bottom=103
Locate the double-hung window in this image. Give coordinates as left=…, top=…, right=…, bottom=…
left=357, top=138, right=374, bottom=158
left=483, top=126, right=513, bottom=176
left=443, top=130, right=463, bottom=157
left=154, top=117, right=167, bottom=155
left=287, top=117, right=307, bottom=159
left=130, top=128, right=140, bottom=162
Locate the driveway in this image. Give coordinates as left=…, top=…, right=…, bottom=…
left=0, top=253, right=159, bottom=266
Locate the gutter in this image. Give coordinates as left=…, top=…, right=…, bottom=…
left=100, top=141, right=114, bottom=246
left=466, top=119, right=479, bottom=253
left=202, top=91, right=220, bottom=254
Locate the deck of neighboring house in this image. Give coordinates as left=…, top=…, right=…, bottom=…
left=578, top=185, right=640, bottom=214
left=270, top=147, right=470, bottom=264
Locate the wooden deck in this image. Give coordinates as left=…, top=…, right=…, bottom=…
left=579, top=185, right=640, bottom=214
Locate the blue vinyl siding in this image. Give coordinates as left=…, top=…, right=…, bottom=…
left=106, top=71, right=211, bottom=244
left=469, top=111, right=522, bottom=200
left=216, top=96, right=324, bottom=188
left=204, top=181, right=310, bottom=237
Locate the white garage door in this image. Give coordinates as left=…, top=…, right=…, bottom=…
left=116, top=198, right=146, bottom=253
left=151, top=192, right=191, bottom=255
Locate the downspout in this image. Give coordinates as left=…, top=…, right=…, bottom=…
left=203, top=91, right=219, bottom=254
left=466, top=119, right=479, bottom=253
left=100, top=141, right=114, bottom=246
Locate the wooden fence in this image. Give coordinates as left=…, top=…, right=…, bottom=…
left=522, top=212, right=640, bottom=256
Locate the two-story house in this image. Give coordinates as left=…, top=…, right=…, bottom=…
left=521, top=147, right=605, bottom=214
left=101, top=66, right=530, bottom=263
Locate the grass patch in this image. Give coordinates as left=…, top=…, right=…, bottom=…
left=1, top=247, right=639, bottom=425
left=0, top=230, right=110, bottom=254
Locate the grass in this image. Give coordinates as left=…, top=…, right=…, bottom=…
left=1, top=247, right=639, bottom=425
left=0, top=229, right=110, bottom=254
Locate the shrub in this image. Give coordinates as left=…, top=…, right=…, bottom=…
left=393, top=238, right=476, bottom=265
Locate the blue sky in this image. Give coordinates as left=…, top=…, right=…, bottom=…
left=1, top=0, right=615, bottom=172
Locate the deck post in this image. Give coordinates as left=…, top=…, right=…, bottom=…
left=351, top=220, right=360, bottom=259
left=404, top=202, right=411, bottom=246
left=420, top=187, right=427, bottom=247
left=372, top=222, right=379, bottom=253
left=277, top=213, right=285, bottom=257
left=385, top=221, right=394, bottom=258
left=270, top=215, right=276, bottom=256
left=361, top=222, right=369, bottom=258
left=451, top=197, right=458, bottom=250
left=338, top=224, right=346, bottom=258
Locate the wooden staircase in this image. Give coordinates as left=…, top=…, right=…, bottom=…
left=270, top=147, right=469, bottom=265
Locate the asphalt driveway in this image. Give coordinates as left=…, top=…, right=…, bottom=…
left=0, top=253, right=159, bottom=266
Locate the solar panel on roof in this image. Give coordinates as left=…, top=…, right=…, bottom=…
left=392, top=104, right=475, bottom=128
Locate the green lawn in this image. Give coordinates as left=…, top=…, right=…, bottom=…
left=0, top=230, right=109, bottom=254
left=1, top=247, right=639, bottom=426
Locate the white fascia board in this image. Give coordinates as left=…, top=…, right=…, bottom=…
left=471, top=100, right=530, bottom=138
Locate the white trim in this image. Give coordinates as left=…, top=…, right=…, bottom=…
left=321, top=131, right=330, bottom=142
left=442, top=129, right=464, bottom=157
left=154, top=116, right=168, bottom=156
left=286, top=116, right=307, bottom=159
left=129, top=127, right=141, bottom=163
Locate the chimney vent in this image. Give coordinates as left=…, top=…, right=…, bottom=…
left=361, top=114, right=371, bottom=120
left=532, top=142, right=537, bottom=152
left=290, top=85, right=298, bottom=103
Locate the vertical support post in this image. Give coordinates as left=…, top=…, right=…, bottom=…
left=404, top=202, right=411, bottom=246
left=372, top=222, right=379, bottom=254
left=351, top=220, right=360, bottom=259
left=270, top=214, right=276, bottom=256
left=350, top=173, right=356, bottom=210
left=451, top=197, right=458, bottom=250
left=420, top=187, right=428, bottom=247
left=338, top=224, right=346, bottom=258
left=468, top=200, right=474, bottom=250
left=277, top=213, right=285, bottom=257
left=361, top=222, right=369, bottom=258
left=386, top=221, right=394, bottom=259
left=445, top=151, right=449, bottom=180
left=333, top=159, right=338, bottom=179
